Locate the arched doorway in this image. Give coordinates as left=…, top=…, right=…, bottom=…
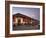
left=16, top=17, right=23, bottom=25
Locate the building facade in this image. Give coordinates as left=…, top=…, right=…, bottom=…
left=13, top=13, right=39, bottom=26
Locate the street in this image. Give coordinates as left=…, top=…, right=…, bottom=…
left=13, top=25, right=40, bottom=30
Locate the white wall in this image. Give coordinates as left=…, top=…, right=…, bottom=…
left=0, top=0, right=5, bottom=37
left=0, top=0, right=46, bottom=38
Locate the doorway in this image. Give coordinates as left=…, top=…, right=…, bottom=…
left=18, top=18, right=21, bottom=25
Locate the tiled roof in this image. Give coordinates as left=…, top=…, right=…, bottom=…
left=13, top=13, right=39, bottom=21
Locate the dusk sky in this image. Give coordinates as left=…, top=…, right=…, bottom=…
left=12, top=7, right=40, bottom=20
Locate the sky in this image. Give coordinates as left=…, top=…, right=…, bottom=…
left=12, top=7, right=40, bottom=20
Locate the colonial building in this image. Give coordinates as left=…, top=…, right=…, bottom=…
left=13, top=13, right=39, bottom=26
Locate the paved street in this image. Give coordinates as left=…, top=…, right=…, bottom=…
left=13, top=25, right=40, bottom=30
